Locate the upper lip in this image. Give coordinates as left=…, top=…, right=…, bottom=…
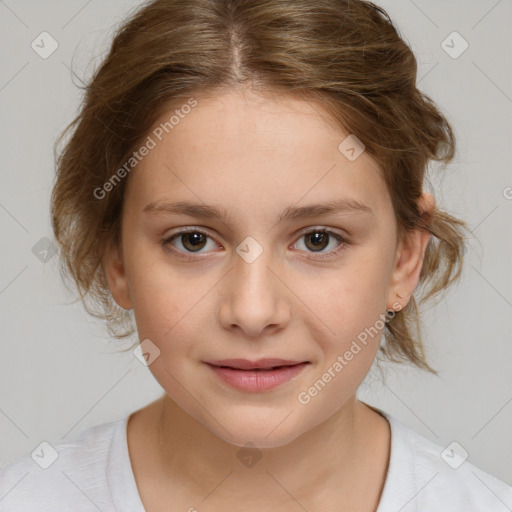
left=205, top=358, right=307, bottom=370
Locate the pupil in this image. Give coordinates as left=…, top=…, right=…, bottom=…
left=307, top=232, right=328, bottom=251
left=183, top=232, right=206, bottom=251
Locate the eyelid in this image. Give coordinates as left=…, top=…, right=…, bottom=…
left=293, top=225, right=348, bottom=239
left=290, top=226, right=348, bottom=260
left=161, top=226, right=222, bottom=258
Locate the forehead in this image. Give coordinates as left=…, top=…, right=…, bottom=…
left=125, top=88, right=389, bottom=219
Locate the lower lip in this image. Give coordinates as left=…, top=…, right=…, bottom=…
left=206, top=363, right=308, bottom=392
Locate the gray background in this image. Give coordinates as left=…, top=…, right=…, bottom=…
left=0, top=0, right=511, bottom=489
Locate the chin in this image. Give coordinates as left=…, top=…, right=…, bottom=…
left=204, top=410, right=307, bottom=449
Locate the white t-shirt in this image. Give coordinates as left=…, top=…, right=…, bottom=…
left=0, top=409, right=511, bottom=511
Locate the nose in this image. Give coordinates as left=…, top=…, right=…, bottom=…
left=217, top=246, right=291, bottom=338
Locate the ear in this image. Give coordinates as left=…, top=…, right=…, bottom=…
left=386, top=192, right=435, bottom=311
left=102, top=238, right=133, bottom=310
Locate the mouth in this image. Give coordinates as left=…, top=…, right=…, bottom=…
left=205, top=358, right=308, bottom=371
left=204, top=358, right=310, bottom=392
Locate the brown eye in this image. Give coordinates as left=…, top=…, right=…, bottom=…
left=292, top=228, right=348, bottom=259
left=180, top=232, right=207, bottom=252
left=163, top=229, right=218, bottom=255
left=304, top=231, right=330, bottom=252
left=162, top=227, right=348, bottom=261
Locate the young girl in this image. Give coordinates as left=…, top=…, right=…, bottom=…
left=1, top=0, right=510, bottom=510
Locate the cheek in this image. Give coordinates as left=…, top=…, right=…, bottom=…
left=304, top=253, right=392, bottom=386
left=124, top=246, right=194, bottom=341
left=310, top=255, right=391, bottom=335
left=125, top=251, right=224, bottom=367
left=297, top=283, right=386, bottom=414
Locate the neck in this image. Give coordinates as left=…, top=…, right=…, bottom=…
left=140, top=394, right=388, bottom=506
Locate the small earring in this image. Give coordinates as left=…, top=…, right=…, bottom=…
left=396, top=292, right=403, bottom=299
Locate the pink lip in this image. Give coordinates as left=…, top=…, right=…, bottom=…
left=206, top=358, right=305, bottom=370
left=204, top=359, right=309, bottom=392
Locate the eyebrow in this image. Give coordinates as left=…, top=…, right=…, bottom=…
left=143, top=198, right=373, bottom=224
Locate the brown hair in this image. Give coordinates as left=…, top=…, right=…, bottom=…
left=51, top=0, right=468, bottom=372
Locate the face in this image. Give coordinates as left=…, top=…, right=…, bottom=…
left=104, top=87, right=431, bottom=448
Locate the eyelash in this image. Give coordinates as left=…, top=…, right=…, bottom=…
left=160, top=226, right=349, bottom=261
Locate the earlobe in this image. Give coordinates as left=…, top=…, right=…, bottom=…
left=386, top=192, right=435, bottom=310
left=102, top=239, right=133, bottom=310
